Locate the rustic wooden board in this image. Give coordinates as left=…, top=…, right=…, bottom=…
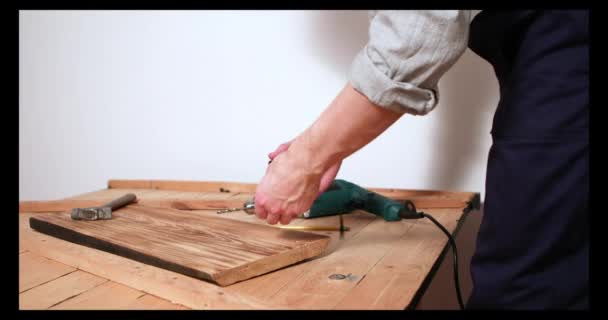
left=20, top=213, right=277, bottom=309
left=28, top=205, right=331, bottom=286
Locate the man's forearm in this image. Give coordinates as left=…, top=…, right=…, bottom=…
left=286, top=83, right=404, bottom=175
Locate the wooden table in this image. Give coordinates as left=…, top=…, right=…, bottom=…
left=19, top=179, right=481, bottom=310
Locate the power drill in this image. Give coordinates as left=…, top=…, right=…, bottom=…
left=302, top=179, right=424, bottom=221
left=218, top=179, right=424, bottom=221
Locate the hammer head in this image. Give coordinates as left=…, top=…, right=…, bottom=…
left=71, top=207, right=112, bottom=220
left=69, top=193, right=136, bottom=221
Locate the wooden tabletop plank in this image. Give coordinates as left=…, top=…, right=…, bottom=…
left=266, top=218, right=422, bottom=309
left=126, top=294, right=190, bottom=310
left=65, top=188, right=152, bottom=201
left=108, top=179, right=258, bottom=194
left=20, top=251, right=77, bottom=293
left=49, top=281, right=145, bottom=310
left=107, top=180, right=477, bottom=205
left=333, top=209, right=459, bottom=309
left=19, top=270, right=107, bottom=310
left=107, top=180, right=476, bottom=203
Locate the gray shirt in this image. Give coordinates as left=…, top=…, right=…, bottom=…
left=349, top=10, right=480, bottom=115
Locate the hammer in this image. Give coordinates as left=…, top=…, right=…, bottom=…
left=70, top=193, right=137, bottom=221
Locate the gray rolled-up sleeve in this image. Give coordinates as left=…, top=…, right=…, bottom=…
left=350, top=10, right=472, bottom=115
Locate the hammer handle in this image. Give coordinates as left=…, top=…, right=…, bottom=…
left=103, top=193, right=136, bottom=210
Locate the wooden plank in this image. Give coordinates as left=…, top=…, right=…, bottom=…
left=107, top=179, right=476, bottom=201
left=66, top=188, right=154, bottom=200
left=19, top=199, right=246, bottom=213
left=108, top=179, right=258, bottom=193
left=152, top=180, right=258, bottom=193
left=106, top=180, right=153, bottom=189
left=49, top=281, right=145, bottom=310
left=387, top=196, right=470, bottom=209
left=20, top=195, right=468, bottom=214
left=28, top=205, right=331, bottom=286
left=333, top=209, right=459, bottom=309
left=20, top=214, right=281, bottom=309
left=369, top=187, right=475, bottom=198
left=125, top=294, right=190, bottom=310
left=103, top=180, right=476, bottom=209
left=20, top=200, right=112, bottom=213
left=263, top=218, right=419, bottom=309
left=162, top=197, right=466, bottom=210
left=20, top=251, right=77, bottom=292
left=165, top=199, right=247, bottom=210
left=19, top=270, right=108, bottom=310
left=224, top=211, right=376, bottom=300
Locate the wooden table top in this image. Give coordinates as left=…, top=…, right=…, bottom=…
left=19, top=179, right=478, bottom=310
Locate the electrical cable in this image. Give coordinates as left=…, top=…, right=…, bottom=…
left=422, top=212, right=465, bottom=310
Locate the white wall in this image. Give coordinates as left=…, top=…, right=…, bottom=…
left=19, top=10, right=499, bottom=201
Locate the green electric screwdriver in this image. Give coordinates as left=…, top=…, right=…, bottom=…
left=302, top=179, right=424, bottom=221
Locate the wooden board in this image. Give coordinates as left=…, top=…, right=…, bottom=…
left=20, top=213, right=276, bottom=309
left=105, top=179, right=479, bottom=209
left=28, top=205, right=331, bottom=286
left=19, top=198, right=248, bottom=213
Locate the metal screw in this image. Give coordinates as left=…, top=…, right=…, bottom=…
left=329, top=274, right=346, bottom=280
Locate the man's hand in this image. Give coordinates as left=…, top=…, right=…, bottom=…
left=255, top=141, right=342, bottom=225
left=254, top=83, right=403, bottom=226
left=268, top=141, right=342, bottom=197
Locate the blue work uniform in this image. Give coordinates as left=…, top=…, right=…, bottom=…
left=466, top=10, right=589, bottom=309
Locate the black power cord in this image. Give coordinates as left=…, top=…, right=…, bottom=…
left=401, top=200, right=464, bottom=310
left=422, top=212, right=465, bottom=310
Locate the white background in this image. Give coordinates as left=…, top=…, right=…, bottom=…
left=19, top=10, right=500, bottom=201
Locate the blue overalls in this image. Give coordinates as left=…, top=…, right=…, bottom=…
left=466, top=11, right=589, bottom=309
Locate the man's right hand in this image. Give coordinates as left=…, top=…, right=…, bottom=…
left=268, top=140, right=342, bottom=197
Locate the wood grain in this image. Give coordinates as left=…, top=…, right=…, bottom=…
left=19, top=200, right=110, bottom=213
left=19, top=199, right=246, bottom=213
left=20, top=196, right=468, bottom=214
left=107, top=179, right=476, bottom=201
left=49, top=281, right=145, bottom=310
left=20, top=213, right=278, bottom=309
left=125, top=294, right=190, bottom=310
left=28, top=205, right=331, bottom=286
left=50, top=282, right=190, bottom=310
left=224, top=211, right=376, bottom=300
left=20, top=183, right=474, bottom=309
left=105, top=179, right=478, bottom=209
left=109, top=179, right=258, bottom=193
left=19, top=270, right=107, bottom=310
left=333, top=210, right=459, bottom=309
left=20, top=251, right=76, bottom=292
